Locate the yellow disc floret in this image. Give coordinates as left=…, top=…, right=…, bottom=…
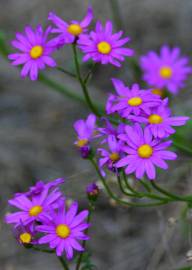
left=67, top=24, right=83, bottom=36
left=110, top=152, right=120, bottom=162
left=29, top=205, right=43, bottom=217
left=56, top=224, right=71, bottom=239
left=97, top=41, right=112, bottom=54
left=152, top=88, right=163, bottom=97
left=30, top=45, right=43, bottom=59
left=148, top=114, right=163, bottom=124
left=19, top=232, right=32, bottom=244
left=76, top=139, right=88, bottom=147
left=138, top=144, right=153, bottom=158
left=128, top=97, right=142, bottom=106
left=159, top=66, right=172, bottom=79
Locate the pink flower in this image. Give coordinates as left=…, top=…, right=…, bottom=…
left=78, top=20, right=134, bottom=67
left=37, top=202, right=89, bottom=259
left=8, top=25, right=57, bottom=80
left=48, top=6, right=93, bottom=45
left=106, top=78, right=161, bottom=117
left=116, top=124, right=177, bottom=180
left=140, top=45, right=192, bottom=94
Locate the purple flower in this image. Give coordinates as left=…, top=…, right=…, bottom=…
left=15, top=178, right=64, bottom=198
left=140, top=45, right=192, bottom=94
left=116, top=124, right=177, bottom=180
left=37, top=201, right=89, bottom=259
left=74, top=114, right=96, bottom=148
left=14, top=222, right=36, bottom=245
left=5, top=180, right=64, bottom=226
left=86, top=183, right=99, bottom=195
left=107, top=79, right=161, bottom=117
left=48, top=6, right=93, bottom=45
left=98, top=135, right=123, bottom=176
left=8, top=25, right=57, bottom=80
left=78, top=21, right=134, bottom=67
left=97, top=118, right=125, bottom=144
left=129, top=98, right=189, bottom=138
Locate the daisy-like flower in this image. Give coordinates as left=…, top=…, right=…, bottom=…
left=116, top=124, right=177, bottom=180
left=74, top=114, right=96, bottom=146
left=98, top=135, right=123, bottom=176
left=86, top=183, right=99, bottom=201
left=129, top=98, right=189, bottom=138
left=14, top=222, right=36, bottom=245
left=8, top=25, right=57, bottom=80
left=78, top=21, right=134, bottom=67
left=15, top=178, right=64, bottom=198
left=107, top=79, right=161, bottom=117
left=140, top=45, right=192, bottom=94
left=37, top=201, right=89, bottom=259
left=5, top=180, right=64, bottom=226
left=74, top=114, right=96, bottom=158
left=48, top=6, right=93, bottom=45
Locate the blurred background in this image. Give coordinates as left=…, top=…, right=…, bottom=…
left=0, top=0, right=192, bottom=269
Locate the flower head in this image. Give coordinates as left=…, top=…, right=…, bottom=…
left=74, top=114, right=96, bottom=147
left=98, top=135, right=123, bottom=176
left=5, top=179, right=64, bottom=226
left=78, top=21, right=134, bottom=67
left=116, top=124, right=177, bottom=179
left=86, top=183, right=99, bottom=201
left=140, top=45, right=192, bottom=94
left=129, top=98, right=189, bottom=138
left=14, top=222, right=36, bottom=245
left=37, top=201, right=89, bottom=259
left=8, top=25, right=57, bottom=80
left=48, top=6, right=93, bottom=45
left=107, top=79, right=161, bottom=117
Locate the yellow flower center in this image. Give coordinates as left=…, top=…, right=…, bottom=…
left=97, top=41, right=112, bottom=54
left=138, top=144, right=153, bottom=158
left=128, top=97, right=142, bottom=106
left=19, top=233, right=32, bottom=244
left=76, top=139, right=88, bottom=147
left=110, top=152, right=120, bottom=162
left=29, top=205, right=43, bottom=217
left=30, top=45, right=43, bottom=59
left=159, top=66, right=172, bottom=79
left=56, top=224, right=71, bottom=239
left=151, top=88, right=163, bottom=97
left=148, top=114, right=163, bottom=124
left=67, top=24, right=83, bottom=36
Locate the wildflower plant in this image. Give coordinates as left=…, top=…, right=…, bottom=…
left=1, top=1, right=192, bottom=269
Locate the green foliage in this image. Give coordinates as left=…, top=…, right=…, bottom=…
left=78, top=252, right=97, bottom=270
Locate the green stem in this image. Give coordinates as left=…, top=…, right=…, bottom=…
left=122, top=170, right=141, bottom=196
left=58, top=256, right=70, bottom=270
left=117, top=173, right=141, bottom=197
left=109, top=0, right=124, bottom=30
left=139, top=179, right=152, bottom=193
left=57, top=67, right=76, bottom=78
left=121, top=171, right=174, bottom=202
left=90, top=158, right=171, bottom=207
left=150, top=181, right=192, bottom=202
left=32, top=246, right=54, bottom=253
left=72, top=43, right=100, bottom=116
left=75, top=204, right=93, bottom=270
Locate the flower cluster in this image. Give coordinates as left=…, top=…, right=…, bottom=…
left=9, top=6, right=134, bottom=80
left=5, top=178, right=90, bottom=259
left=74, top=79, right=189, bottom=180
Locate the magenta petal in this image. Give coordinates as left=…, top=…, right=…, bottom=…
left=39, top=234, right=56, bottom=244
